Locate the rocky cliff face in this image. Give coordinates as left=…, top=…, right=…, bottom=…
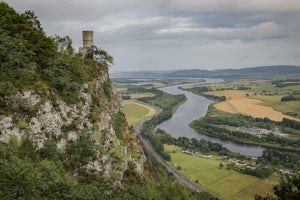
left=0, top=70, right=145, bottom=181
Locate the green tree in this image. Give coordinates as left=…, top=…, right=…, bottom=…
left=86, top=45, right=113, bottom=67
left=66, top=132, right=97, bottom=167
left=273, top=172, right=300, bottom=200
left=36, top=160, right=75, bottom=199
left=21, top=10, right=42, bottom=30
left=18, top=136, right=38, bottom=162
left=0, top=149, right=36, bottom=199
left=54, top=35, right=74, bottom=55
left=255, top=171, right=300, bottom=200
left=40, top=140, right=60, bottom=161
left=219, top=163, right=224, bottom=168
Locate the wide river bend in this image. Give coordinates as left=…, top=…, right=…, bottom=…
left=156, top=79, right=265, bottom=157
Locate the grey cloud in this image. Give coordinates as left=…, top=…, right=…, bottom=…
left=3, top=0, right=300, bottom=71
left=152, top=0, right=300, bottom=13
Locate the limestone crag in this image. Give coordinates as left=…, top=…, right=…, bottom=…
left=0, top=71, right=145, bottom=181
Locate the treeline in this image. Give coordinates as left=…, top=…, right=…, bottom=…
left=258, top=149, right=300, bottom=170
left=282, top=118, right=300, bottom=130
left=240, top=167, right=273, bottom=179
left=271, top=79, right=300, bottom=88
left=281, top=95, right=300, bottom=102
left=181, top=86, right=226, bottom=101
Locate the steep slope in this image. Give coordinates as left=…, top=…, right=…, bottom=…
left=0, top=2, right=144, bottom=181
left=0, top=3, right=216, bottom=199
left=0, top=71, right=145, bottom=179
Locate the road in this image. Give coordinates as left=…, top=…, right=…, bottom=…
left=134, top=119, right=203, bottom=193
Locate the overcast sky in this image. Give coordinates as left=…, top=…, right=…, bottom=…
left=4, top=0, right=300, bottom=71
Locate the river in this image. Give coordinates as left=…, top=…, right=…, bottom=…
left=156, top=78, right=265, bottom=157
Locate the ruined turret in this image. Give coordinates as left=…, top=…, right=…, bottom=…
left=79, top=30, right=93, bottom=56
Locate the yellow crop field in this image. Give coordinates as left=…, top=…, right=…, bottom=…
left=207, top=90, right=299, bottom=122
left=206, top=90, right=250, bottom=100
left=123, top=100, right=156, bottom=125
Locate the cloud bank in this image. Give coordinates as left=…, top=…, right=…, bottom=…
left=4, top=0, right=300, bottom=71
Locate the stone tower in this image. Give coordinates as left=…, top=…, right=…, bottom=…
left=79, top=30, right=93, bottom=56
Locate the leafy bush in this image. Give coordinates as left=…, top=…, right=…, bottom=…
left=40, top=140, right=60, bottom=161
left=66, top=132, right=97, bottom=166
left=111, top=112, right=126, bottom=142
left=281, top=95, right=298, bottom=102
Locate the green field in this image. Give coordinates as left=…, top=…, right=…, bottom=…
left=128, top=92, right=155, bottom=99
left=252, top=95, right=300, bottom=118
left=123, top=100, right=156, bottom=125
left=167, top=151, right=278, bottom=200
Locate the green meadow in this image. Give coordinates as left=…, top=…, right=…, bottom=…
left=123, top=100, right=156, bottom=125
left=167, top=151, right=278, bottom=200
left=128, top=92, right=155, bottom=99
left=252, top=95, right=300, bottom=119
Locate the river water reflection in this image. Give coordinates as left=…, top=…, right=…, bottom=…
left=156, top=78, right=265, bottom=157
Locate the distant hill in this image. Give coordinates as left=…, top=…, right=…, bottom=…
left=165, top=65, right=300, bottom=80
left=215, top=65, right=300, bottom=80
left=111, top=65, right=300, bottom=80
left=163, top=69, right=213, bottom=78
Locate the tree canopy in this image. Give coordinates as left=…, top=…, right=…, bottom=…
left=0, top=2, right=112, bottom=108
